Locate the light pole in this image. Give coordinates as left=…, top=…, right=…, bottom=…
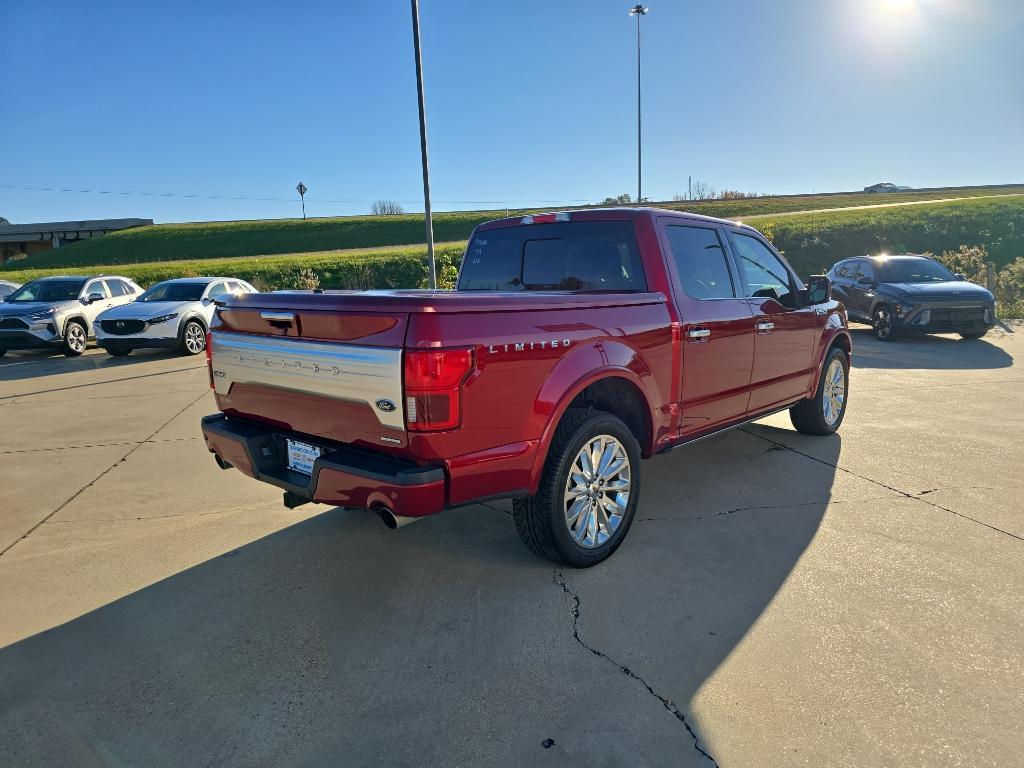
left=410, top=0, right=436, bottom=289
left=629, top=5, right=648, bottom=205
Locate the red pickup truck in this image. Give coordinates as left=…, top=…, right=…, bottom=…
left=201, top=208, right=851, bottom=566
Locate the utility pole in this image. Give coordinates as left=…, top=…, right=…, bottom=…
left=688, top=175, right=692, bottom=200
left=629, top=5, right=648, bottom=205
left=411, top=0, right=436, bottom=288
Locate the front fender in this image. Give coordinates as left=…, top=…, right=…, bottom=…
left=805, top=306, right=852, bottom=398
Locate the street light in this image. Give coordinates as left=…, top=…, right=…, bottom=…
left=410, top=0, right=436, bottom=289
left=629, top=4, right=648, bottom=205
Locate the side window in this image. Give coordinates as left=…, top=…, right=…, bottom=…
left=84, top=280, right=109, bottom=299
left=852, top=261, right=874, bottom=282
left=728, top=232, right=796, bottom=308
left=206, top=281, right=228, bottom=298
left=104, top=279, right=127, bottom=297
left=832, top=261, right=851, bottom=279
left=664, top=225, right=735, bottom=299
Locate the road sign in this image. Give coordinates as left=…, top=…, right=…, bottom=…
left=296, top=182, right=307, bottom=196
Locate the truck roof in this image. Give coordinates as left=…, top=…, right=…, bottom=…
left=478, top=206, right=752, bottom=232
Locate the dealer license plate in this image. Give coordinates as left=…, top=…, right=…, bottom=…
left=286, top=439, right=321, bottom=476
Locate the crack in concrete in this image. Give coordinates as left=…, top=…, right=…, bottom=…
left=740, top=428, right=1023, bottom=543
left=0, top=436, right=202, bottom=455
left=0, top=390, right=210, bottom=558
left=554, top=570, right=719, bottom=766
left=637, top=495, right=897, bottom=522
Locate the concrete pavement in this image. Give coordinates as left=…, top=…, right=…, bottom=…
left=0, top=327, right=1021, bottom=767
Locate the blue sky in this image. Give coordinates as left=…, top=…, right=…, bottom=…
left=2, top=0, right=1022, bottom=224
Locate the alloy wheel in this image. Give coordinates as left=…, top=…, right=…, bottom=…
left=822, top=357, right=846, bottom=426
left=563, top=434, right=631, bottom=549
left=184, top=323, right=205, bottom=354
left=67, top=323, right=86, bottom=353
left=874, top=308, right=892, bottom=340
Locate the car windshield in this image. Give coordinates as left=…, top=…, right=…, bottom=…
left=7, top=279, right=86, bottom=302
left=876, top=259, right=956, bottom=283
left=138, top=282, right=207, bottom=302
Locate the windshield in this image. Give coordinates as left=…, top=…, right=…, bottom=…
left=7, top=279, right=86, bottom=302
left=138, top=282, right=207, bottom=302
left=876, top=259, right=956, bottom=284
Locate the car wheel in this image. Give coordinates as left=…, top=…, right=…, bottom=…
left=106, top=346, right=132, bottom=357
left=513, top=409, right=641, bottom=568
left=872, top=305, right=896, bottom=341
left=790, top=346, right=849, bottom=436
left=180, top=320, right=206, bottom=356
left=62, top=320, right=88, bottom=356
left=959, top=331, right=988, bottom=340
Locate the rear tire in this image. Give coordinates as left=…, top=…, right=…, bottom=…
left=106, top=346, right=132, bottom=357
left=180, top=320, right=206, bottom=356
left=959, top=330, right=988, bottom=340
left=790, top=346, right=849, bottom=436
left=513, top=409, right=641, bottom=568
left=62, top=320, right=88, bottom=356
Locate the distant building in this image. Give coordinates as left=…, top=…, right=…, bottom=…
left=863, top=182, right=913, bottom=193
left=0, top=218, right=152, bottom=263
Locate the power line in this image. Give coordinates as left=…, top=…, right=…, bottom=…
left=0, top=183, right=595, bottom=207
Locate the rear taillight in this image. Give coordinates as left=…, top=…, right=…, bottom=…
left=205, top=332, right=214, bottom=389
left=403, top=347, right=475, bottom=431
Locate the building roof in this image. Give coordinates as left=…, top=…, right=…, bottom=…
left=0, top=219, right=152, bottom=242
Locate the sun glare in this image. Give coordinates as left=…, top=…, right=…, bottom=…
left=882, top=0, right=917, bottom=12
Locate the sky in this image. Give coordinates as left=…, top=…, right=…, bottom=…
left=1, top=0, right=1022, bottom=224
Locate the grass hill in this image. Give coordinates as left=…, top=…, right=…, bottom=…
left=4, top=185, right=1022, bottom=272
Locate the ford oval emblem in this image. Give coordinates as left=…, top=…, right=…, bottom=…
left=375, top=399, right=397, bottom=413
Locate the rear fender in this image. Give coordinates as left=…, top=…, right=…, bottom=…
left=527, top=339, right=660, bottom=495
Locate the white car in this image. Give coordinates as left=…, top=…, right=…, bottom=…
left=95, top=277, right=256, bottom=357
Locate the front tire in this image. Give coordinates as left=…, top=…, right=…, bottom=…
left=872, top=305, right=896, bottom=341
left=106, top=346, right=132, bottom=357
left=959, top=330, right=988, bottom=340
left=513, top=409, right=641, bottom=568
left=180, top=320, right=206, bottom=356
left=62, top=320, right=88, bottom=356
left=790, top=346, right=849, bottom=435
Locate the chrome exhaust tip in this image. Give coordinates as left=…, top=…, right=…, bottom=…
left=379, top=507, right=421, bottom=529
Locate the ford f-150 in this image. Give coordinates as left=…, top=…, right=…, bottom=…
left=201, top=208, right=851, bottom=566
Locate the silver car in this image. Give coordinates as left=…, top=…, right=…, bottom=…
left=95, top=277, right=256, bottom=357
left=0, top=275, right=142, bottom=357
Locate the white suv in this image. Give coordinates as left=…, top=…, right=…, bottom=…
left=96, top=277, right=256, bottom=357
left=0, top=275, right=142, bottom=357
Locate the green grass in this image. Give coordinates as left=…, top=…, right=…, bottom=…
left=0, top=243, right=467, bottom=292
left=5, top=185, right=1022, bottom=272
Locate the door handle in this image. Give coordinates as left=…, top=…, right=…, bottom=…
left=755, top=321, right=775, bottom=333
left=686, top=327, right=711, bottom=341
left=260, top=311, right=296, bottom=326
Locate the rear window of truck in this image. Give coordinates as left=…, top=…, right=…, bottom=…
left=458, top=220, right=646, bottom=292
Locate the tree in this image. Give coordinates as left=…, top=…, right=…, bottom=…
left=0, top=216, right=10, bottom=226
left=601, top=193, right=633, bottom=205
left=371, top=200, right=405, bottom=215
left=690, top=180, right=716, bottom=200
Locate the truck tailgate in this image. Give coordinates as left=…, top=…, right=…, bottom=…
left=210, top=293, right=410, bottom=450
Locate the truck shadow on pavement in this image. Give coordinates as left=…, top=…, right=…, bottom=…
left=0, top=348, right=193, bottom=384
left=849, top=327, right=1013, bottom=370
left=0, top=425, right=839, bottom=767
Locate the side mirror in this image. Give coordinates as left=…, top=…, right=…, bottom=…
left=83, top=291, right=104, bottom=304
left=954, top=272, right=966, bottom=281
left=805, top=275, right=832, bottom=305
left=201, top=296, right=214, bottom=304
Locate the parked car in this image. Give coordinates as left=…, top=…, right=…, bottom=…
left=96, top=277, right=256, bottom=357
left=0, top=275, right=142, bottom=357
left=0, top=280, right=21, bottom=301
left=828, top=254, right=996, bottom=341
left=199, top=208, right=851, bottom=567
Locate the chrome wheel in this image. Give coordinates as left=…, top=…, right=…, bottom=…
left=822, top=357, right=846, bottom=426
left=66, top=323, right=86, bottom=353
left=184, top=323, right=205, bottom=354
left=873, top=308, right=892, bottom=340
left=563, top=434, right=631, bottom=549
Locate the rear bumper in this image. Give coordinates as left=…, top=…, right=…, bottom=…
left=200, top=414, right=446, bottom=517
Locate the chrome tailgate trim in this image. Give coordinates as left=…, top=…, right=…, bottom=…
left=210, top=332, right=404, bottom=430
